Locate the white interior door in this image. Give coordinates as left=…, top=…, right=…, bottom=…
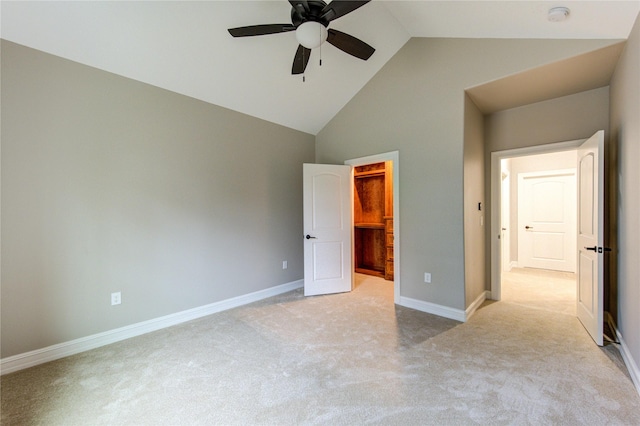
left=518, top=169, right=577, bottom=272
left=303, top=164, right=353, bottom=296
left=576, top=130, right=605, bottom=346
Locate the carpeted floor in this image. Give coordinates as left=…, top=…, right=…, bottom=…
left=1, top=272, right=639, bottom=425
left=501, top=267, right=576, bottom=316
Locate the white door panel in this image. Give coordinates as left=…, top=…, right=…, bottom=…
left=518, top=170, right=576, bottom=272
left=576, top=130, right=605, bottom=346
left=303, top=164, right=352, bottom=296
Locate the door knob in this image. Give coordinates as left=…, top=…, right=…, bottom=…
left=585, top=246, right=612, bottom=253
left=525, top=226, right=533, bottom=230
left=305, top=235, right=317, bottom=239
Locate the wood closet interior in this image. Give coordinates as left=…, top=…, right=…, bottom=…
left=353, top=161, right=393, bottom=281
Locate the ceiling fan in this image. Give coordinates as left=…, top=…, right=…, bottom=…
left=228, top=0, right=375, bottom=75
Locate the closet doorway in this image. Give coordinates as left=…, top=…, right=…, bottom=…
left=345, top=151, right=400, bottom=304
left=353, top=161, right=393, bottom=280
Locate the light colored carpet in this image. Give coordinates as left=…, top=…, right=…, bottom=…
left=2, top=273, right=639, bottom=425
left=502, top=267, right=576, bottom=316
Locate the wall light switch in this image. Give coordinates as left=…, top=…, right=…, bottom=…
left=111, top=292, right=121, bottom=306
left=424, top=273, right=432, bottom=283
left=282, top=261, right=288, bottom=269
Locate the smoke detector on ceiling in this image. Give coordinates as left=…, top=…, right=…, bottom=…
left=548, top=7, right=570, bottom=22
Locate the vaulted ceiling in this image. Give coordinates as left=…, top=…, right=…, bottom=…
left=2, top=1, right=638, bottom=134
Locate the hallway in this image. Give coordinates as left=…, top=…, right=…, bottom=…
left=502, top=267, right=576, bottom=316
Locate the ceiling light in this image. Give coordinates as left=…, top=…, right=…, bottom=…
left=548, top=7, right=570, bottom=22
left=296, top=21, right=328, bottom=49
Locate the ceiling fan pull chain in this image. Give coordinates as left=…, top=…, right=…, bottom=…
left=319, top=24, right=322, bottom=67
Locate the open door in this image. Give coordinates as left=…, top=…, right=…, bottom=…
left=303, top=164, right=353, bottom=296
left=576, top=130, right=605, bottom=346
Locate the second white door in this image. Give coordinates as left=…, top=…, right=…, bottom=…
left=518, top=169, right=577, bottom=272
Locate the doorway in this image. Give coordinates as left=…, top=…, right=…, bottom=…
left=352, top=161, right=393, bottom=280
left=499, top=151, right=578, bottom=313
left=499, top=152, right=579, bottom=314
left=345, top=151, right=400, bottom=304
left=490, top=140, right=583, bottom=302
left=492, top=132, right=607, bottom=346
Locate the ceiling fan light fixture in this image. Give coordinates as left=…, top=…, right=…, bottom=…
left=548, top=7, right=570, bottom=22
left=227, top=0, right=374, bottom=76
left=296, top=21, right=328, bottom=49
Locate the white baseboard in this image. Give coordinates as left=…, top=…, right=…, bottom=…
left=509, top=261, right=518, bottom=271
left=465, top=290, right=489, bottom=321
left=398, top=291, right=488, bottom=323
left=615, top=327, right=640, bottom=397
left=1, top=279, right=303, bottom=376
left=398, top=296, right=466, bottom=322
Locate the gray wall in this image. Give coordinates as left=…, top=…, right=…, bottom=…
left=485, top=87, right=610, bottom=152
left=317, top=37, right=616, bottom=311
left=1, top=40, right=315, bottom=358
left=463, top=95, right=486, bottom=307
left=610, top=13, right=640, bottom=384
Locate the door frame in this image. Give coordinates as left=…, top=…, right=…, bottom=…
left=345, top=151, right=400, bottom=304
left=490, top=140, right=583, bottom=301
left=500, top=166, right=511, bottom=272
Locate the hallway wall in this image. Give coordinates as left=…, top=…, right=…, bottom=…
left=610, top=13, right=640, bottom=393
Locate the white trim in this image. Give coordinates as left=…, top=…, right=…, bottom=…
left=0, top=279, right=303, bottom=375
left=399, top=296, right=466, bottom=322
left=490, top=139, right=584, bottom=301
left=613, top=325, right=640, bottom=397
left=345, top=151, right=400, bottom=304
left=399, top=290, right=487, bottom=323
left=465, top=290, right=489, bottom=321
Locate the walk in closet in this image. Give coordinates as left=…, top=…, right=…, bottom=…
left=353, top=161, right=393, bottom=280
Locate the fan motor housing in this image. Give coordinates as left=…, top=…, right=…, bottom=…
left=291, top=0, right=330, bottom=27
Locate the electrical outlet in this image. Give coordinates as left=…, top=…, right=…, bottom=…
left=282, top=260, right=288, bottom=269
left=111, top=292, right=121, bottom=306
left=424, top=273, right=432, bottom=283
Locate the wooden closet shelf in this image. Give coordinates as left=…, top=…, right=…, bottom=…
left=354, top=223, right=385, bottom=229
left=354, top=170, right=385, bottom=178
